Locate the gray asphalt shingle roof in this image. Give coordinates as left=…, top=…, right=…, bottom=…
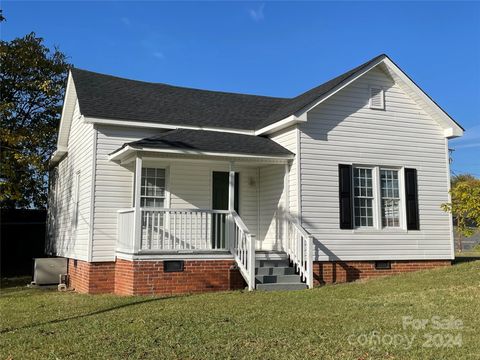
left=118, top=129, right=294, bottom=157
left=71, top=54, right=386, bottom=131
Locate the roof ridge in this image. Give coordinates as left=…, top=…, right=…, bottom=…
left=71, top=67, right=289, bottom=101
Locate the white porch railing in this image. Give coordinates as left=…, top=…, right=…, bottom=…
left=118, top=208, right=239, bottom=251
left=117, top=208, right=231, bottom=253
left=286, top=214, right=314, bottom=288
left=141, top=208, right=230, bottom=251
left=230, top=211, right=256, bottom=291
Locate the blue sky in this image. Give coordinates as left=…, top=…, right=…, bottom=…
left=3, top=1, right=479, bottom=175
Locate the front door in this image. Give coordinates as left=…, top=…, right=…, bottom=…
left=212, top=172, right=239, bottom=248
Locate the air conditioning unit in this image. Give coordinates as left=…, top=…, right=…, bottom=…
left=33, top=258, right=68, bottom=285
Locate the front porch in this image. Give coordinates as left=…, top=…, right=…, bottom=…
left=110, top=136, right=313, bottom=290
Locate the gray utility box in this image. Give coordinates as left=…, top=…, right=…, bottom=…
left=33, top=258, right=67, bottom=285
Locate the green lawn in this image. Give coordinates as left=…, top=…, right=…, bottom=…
left=455, top=251, right=480, bottom=258
left=1, top=262, right=479, bottom=360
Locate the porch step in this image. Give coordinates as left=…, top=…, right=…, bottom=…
left=254, top=255, right=307, bottom=291
left=256, top=274, right=303, bottom=284
left=256, top=283, right=308, bottom=291
left=255, top=259, right=290, bottom=268
left=255, top=267, right=295, bottom=276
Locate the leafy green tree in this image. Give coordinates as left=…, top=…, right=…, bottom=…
left=442, top=174, right=480, bottom=251
left=0, top=32, right=70, bottom=208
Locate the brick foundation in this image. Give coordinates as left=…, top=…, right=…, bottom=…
left=313, top=260, right=451, bottom=285
left=67, top=258, right=116, bottom=294
left=67, top=258, right=450, bottom=295
left=68, top=258, right=246, bottom=295
left=115, top=259, right=246, bottom=295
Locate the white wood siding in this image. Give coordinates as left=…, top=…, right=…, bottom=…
left=299, top=67, right=453, bottom=261
left=270, top=126, right=299, bottom=217
left=258, top=165, right=286, bottom=250
left=92, top=126, right=165, bottom=261
left=47, top=100, right=94, bottom=260
left=92, top=125, right=268, bottom=261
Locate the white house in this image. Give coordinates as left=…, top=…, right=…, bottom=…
left=46, top=54, right=463, bottom=295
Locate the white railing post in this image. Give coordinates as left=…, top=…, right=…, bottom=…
left=248, top=234, right=256, bottom=291
left=307, top=235, right=314, bottom=289
left=133, top=156, right=142, bottom=253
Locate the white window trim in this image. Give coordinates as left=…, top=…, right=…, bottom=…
left=352, top=166, right=378, bottom=230
left=139, top=166, right=170, bottom=209
left=352, top=165, right=406, bottom=232
left=369, top=86, right=385, bottom=110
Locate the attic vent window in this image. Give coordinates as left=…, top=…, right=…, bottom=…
left=369, top=87, right=384, bottom=110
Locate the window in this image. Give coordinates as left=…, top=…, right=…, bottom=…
left=380, top=169, right=400, bottom=228
left=369, top=87, right=384, bottom=110
left=354, top=168, right=374, bottom=227
left=352, top=166, right=403, bottom=229
left=140, top=168, right=166, bottom=208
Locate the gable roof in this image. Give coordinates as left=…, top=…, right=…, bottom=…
left=110, top=129, right=294, bottom=160
left=53, top=53, right=464, bottom=166
left=70, top=54, right=387, bottom=132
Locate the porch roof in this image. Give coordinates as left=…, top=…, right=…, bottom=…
left=109, top=129, right=294, bottom=162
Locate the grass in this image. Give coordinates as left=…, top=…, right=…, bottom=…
left=455, top=244, right=480, bottom=259
left=1, top=262, right=479, bottom=360
left=456, top=251, right=480, bottom=258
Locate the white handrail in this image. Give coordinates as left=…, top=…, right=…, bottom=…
left=230, top=211, right=256, bottom=291
left=286, top=214, right=314, bottom=289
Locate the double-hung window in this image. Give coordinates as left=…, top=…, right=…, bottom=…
left=140, top=168, right=166, bottom=208
left=380, top=169, right=400, bottom=228
left=352, top=166, right=403, bottom=229
left=353, top=168, right=374, bottom=227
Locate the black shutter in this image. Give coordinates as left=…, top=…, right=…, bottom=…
left=339, top=164, right=353, bottom=229
left=405, top=168, right=419, bottom=230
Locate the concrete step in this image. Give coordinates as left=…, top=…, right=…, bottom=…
left=256, top=274, right=303, bottom=284
left=255, top=266, right=295, bottom=276
left=255, top=260, right=290, bottom=268
left=255, top=251, right=289, bottom=261
left=256, top=283, right=308, bottom=291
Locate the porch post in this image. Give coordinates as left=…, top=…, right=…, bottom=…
left=284, top=162, right=289, bottom=251
left=228, top=161, right=235, bottom=250
left=228, top=161, right=235, bottom=212
left=133, top=155, right=143, bottom=253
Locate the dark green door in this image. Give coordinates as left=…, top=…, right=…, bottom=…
left=212, top=172, right=239, bottom=248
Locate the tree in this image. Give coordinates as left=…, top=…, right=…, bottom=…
left=451, top=173, right=477, bottom=188
left=0, top=33, right=70, bottom=208
left=442, top=174, right=480, bottom=251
